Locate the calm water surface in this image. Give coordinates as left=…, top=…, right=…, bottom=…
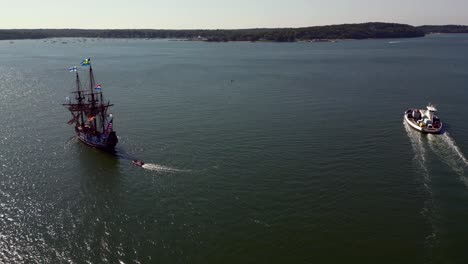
left=1, top=35, right=468, bottom=263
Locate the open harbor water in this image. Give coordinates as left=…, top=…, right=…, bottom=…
left=1, top=34, right=468, bottom=263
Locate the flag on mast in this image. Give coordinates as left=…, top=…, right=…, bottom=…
left=69, top=66, right=77, bottom=72
left=81, top=58, right=91, bottom=66
left=106, top=118, right=113, bottom=133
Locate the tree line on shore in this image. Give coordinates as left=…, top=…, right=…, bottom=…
left=418, top=25, right=468, bottom=34
left=1, top=23, right=467, bottom=42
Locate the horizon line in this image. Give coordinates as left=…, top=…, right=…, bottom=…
left=1, top=22, right=467, bottom=31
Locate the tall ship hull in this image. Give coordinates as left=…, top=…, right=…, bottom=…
left=75, top=126, right=118, bottom=150
left=64, top=59, right=118, bottom=151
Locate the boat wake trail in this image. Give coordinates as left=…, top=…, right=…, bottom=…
left=111, top=147, right=188, bottom=173
left=404, top=122, right=429, bottom=179
left=437, top=133, right=468, bottom=165
left=404, top=122, right=437, bottom=248
left=427, top=133, right=468, bottom=172
left=141, top=163, right=188, bottom=173
left=428, top=132, right=468, bottom=185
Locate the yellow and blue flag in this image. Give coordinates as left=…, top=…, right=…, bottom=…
left=81, top=58, right=91, bottom=66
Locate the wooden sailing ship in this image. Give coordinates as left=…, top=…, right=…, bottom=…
left=63, top=59, right=118, bottom=150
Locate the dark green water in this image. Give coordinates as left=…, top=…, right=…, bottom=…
left=1, top=34, right=468, bottom=263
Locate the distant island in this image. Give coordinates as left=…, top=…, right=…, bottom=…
left=1, top=23, right=467, bottom=42
left=418, top=25, right=468, bottom=34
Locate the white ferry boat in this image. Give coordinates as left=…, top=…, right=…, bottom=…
left=404, top=104, right=442, bottom=134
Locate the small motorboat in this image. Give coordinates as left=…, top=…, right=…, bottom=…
left=404, top=103, right=442, bottom=134
left=132, top=160, right=145, bottom=167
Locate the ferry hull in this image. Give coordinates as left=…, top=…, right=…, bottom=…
left=403, top=113, right=442, bottom=134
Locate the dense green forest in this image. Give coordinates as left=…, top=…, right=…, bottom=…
left=0, top=23, right=427, bottom=42
left=417, top=25, right=468, bottom=34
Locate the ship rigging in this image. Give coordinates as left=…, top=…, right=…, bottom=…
left=63, top=59, right=118, bottom=150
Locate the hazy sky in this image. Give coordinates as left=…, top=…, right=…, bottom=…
left=3, top=0, right=468, bottom=29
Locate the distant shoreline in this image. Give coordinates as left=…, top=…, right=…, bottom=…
left=1, top=23, right=467, bottom=42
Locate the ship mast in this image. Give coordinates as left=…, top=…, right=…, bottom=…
left=63, top=70, right=86, bottom=126
left=75, top=72, right=85, bottom=125
left=89, top=66, right=108, bottom=133
left=89, top=66, right=98, bottom=131
left=100, top=90, right=106, bottom=133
